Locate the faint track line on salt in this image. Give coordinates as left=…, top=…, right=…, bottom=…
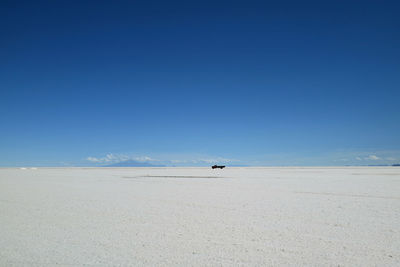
left=293, top=191, right=400, bottom=200
left=351, top=173, right=400, bottom=176
left=122, top=175, right=226, bottom=179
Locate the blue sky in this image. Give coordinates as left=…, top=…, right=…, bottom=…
left=1, top=0, right=399, bottom=166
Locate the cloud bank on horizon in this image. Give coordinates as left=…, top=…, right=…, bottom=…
left=81, top=150, right=400, bottom=167
left=85, top=153, right=239, bottom=167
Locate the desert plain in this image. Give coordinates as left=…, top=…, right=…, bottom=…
left=0, top=167, right=399, bottom=266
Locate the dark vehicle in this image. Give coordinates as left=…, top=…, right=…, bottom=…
left=212, top=165, right=225, bottom=169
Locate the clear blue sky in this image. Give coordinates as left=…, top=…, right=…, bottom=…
left=1, top=0, right=399, bottom=166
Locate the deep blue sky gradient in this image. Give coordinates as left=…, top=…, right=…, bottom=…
left=1, top=0, right=399, bottom=166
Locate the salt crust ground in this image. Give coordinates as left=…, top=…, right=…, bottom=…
left=0, top=167, right=399, bottom=266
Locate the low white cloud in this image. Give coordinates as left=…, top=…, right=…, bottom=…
left=334, top=158, right=349, bottom=162
left=166, top=157, right=238, bottom=165
left=329, top=150, right=400, bottom=165
left=365, top=155, right=380, bottom=160
left=86, top=156, right=102, bottom=163
left=86, top=153, right=148, bottom=164
left=197, top=157, right=238, bottom=164
left=134, top=156, right=156, bottom=162
left=86, top=153, right=239, bottom=166
left=169, top=159, right=188, bottom=164
left=168, top=159, right=199, bottom=164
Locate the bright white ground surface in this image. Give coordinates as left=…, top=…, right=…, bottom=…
left=0, top=167, right=399, bottom=266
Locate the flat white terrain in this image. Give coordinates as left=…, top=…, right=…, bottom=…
left=0, top=167, right=399, bottom=266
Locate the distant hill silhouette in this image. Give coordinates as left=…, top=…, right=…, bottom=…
left=104, top=160, right=165, bottom=167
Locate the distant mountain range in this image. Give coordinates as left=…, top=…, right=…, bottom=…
left=103, top=160, right=165, bottom=167
left=366, top=164, right=400, bottom=167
